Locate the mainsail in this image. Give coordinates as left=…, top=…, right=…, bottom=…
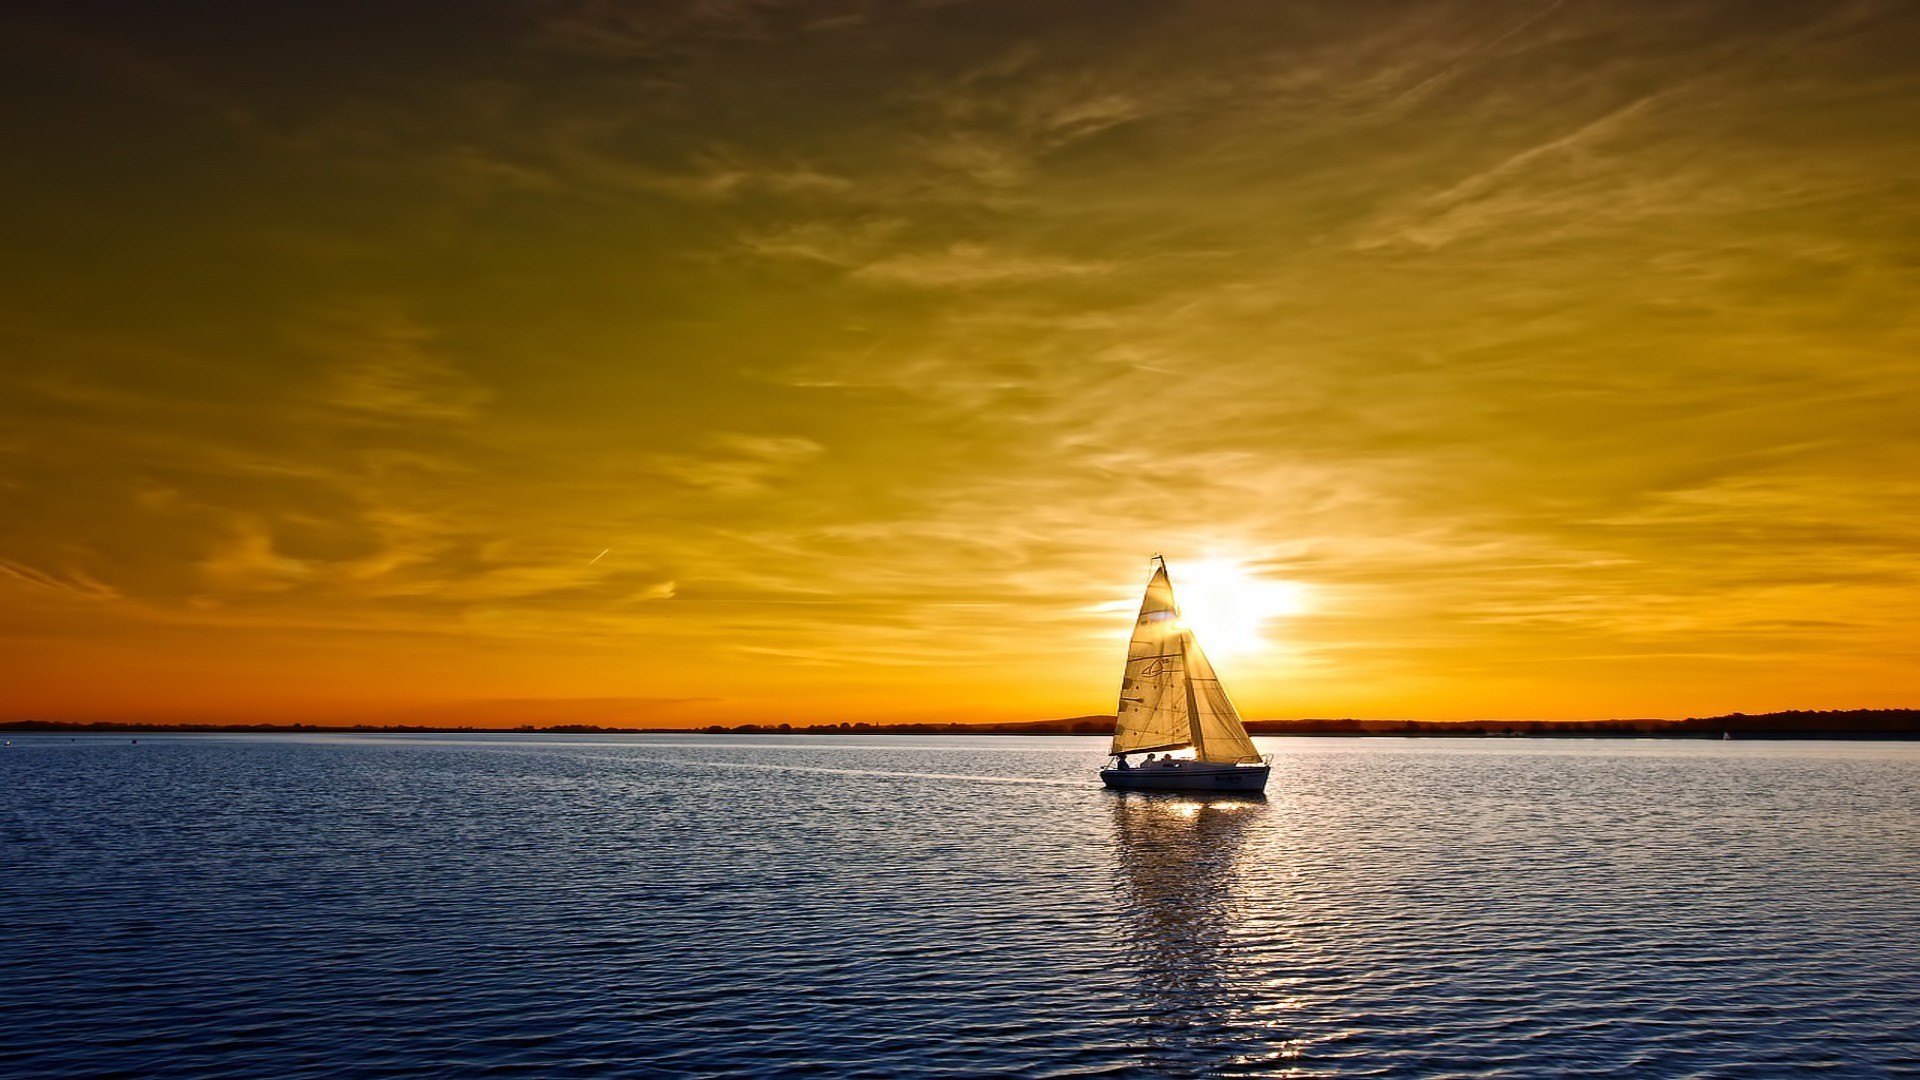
left=1109, top=562, right=1263, bottom=764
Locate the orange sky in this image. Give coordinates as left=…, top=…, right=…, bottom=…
left=3, top=2, right=1918, bottom=727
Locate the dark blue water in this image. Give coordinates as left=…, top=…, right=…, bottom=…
left=4, top=734, right=1917, bottom=1077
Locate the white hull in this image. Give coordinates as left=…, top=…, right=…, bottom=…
left=1101, top=761, right=1269, bottom=793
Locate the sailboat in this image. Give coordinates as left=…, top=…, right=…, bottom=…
left=1101, top=557, right=1272, bottom=792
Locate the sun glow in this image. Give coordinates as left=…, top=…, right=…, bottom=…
left=1168, top=558, right=1309, bottom=661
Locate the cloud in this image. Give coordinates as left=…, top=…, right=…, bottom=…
left=198, top=518, right=313, bottom=594
left=852, top=242, right=1112, bottom=288
left=737, top=217, right=905, bottom=265
left=1356, top=82, right=1697, bottom=250
left=436, top=562, right=613, bottom=602
left=334, top=506, right=461, bottom=594
left=531, top=0, right=840, bottom=57
left=915, top=132, right=1033, bottom=189
left=300, top=302, right=490, bottom=422
left=1390, top=0, right=1568, bottom=106
left=654, top=153, right=855, bottom=201
left=641, top=433, right=824, bottom=496
left=741, top=217, right=1113, bottom=288
left=630, top=580, right=678, bottom=602
left=0, top=557, right=121, bottom=602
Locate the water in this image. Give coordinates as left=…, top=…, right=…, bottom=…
left=3, top=734, right=1917, bottom=1077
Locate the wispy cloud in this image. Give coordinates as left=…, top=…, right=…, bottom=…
left=197, top=518, right=313, bottom=594
left=740, top=217, right=1116, bottom=288
left=852, top=243, right=1112, bottom=288
left=530, top=0, right=878, bottom=58
left=0, top=557, right=121, bottom=602
left=643, top=433, right=825, bottom=495
left=300, top=302, right=490, bottom=422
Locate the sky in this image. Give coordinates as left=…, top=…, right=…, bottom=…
left=2, top=1, right=1917, bottom=727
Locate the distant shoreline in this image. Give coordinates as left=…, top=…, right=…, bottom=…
left=4, top=709, right=1916, bottom=739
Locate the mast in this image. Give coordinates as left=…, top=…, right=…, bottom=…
left=1180, top=629, right=1206, bottom=760
left=1163, top=561, right=1205, bottom=760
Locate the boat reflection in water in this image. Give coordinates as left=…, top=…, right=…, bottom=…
left=1109, top=790, right=1283, bottom=1072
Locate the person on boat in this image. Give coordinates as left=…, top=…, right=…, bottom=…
left=1115, top=755, right=1131, bottom=770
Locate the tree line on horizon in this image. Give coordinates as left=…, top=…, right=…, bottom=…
left=673, top=709, right=1919, bottom=739
left=3, top=709, right=1916, bottom=738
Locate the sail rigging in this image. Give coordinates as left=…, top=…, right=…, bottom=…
left=1109, top=562, right=1263, bottom=764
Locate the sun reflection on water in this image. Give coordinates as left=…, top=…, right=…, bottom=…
left=1109, top=791, right=1287, bottom=1067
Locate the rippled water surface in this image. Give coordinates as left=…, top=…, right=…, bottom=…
left=4, top=734, right=1918, bottom=1077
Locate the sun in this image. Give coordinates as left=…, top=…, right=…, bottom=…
left=1167, top=558, right=1309, bottom=661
